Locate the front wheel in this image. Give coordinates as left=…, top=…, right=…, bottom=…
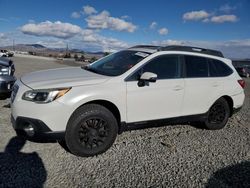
left=204, top=98, right=230, bottom=130
left=65, top=104, right=118, bottom=157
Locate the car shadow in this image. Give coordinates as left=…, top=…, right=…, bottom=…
left=0, top=136, right=47, bottom=187
left=206, top=161, right=250, bottom=188
left=2, top=103, right=10, bottom=108
left=188, top=121, right=206, bottom=129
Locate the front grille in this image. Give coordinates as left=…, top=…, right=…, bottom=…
left=11, top=84, right=19, bottom=103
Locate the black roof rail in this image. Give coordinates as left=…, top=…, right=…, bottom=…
left=129, top=45, right=224, bottom=58
left=159, top=45, right=224, bottom=57
left=129, top=45, right=161, bottom=50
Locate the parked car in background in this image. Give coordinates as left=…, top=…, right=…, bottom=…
left=0, top=50, right=14, bottom=57
left=0, top=50, right=7, bottom=57
left=7, top=51, right=14, bottom=57
left=11, top=45, right=245, bottom=157
left=235, top=65, right=250, bottom=78
left=0, top=57, right=16, bottom=99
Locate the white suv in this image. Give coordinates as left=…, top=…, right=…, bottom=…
left=11, top=45, right=245, bottom=157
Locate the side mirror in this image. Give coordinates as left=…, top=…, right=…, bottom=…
left=138, top=72, right=157, bottom=87
left=140, top=72, right=157, bottom=82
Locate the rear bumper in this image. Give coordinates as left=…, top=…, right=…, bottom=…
left=232, top=91, right=245, bottom=109
left=11, top=115, right=65, bottom=142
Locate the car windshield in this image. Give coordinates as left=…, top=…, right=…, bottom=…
left=83, top=50, right=149, bottom=76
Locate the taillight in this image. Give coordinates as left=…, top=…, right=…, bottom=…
left=238, top=79, right=245, bottom=89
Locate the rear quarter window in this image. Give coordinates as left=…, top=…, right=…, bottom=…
left=209, top=59, right=233, bottom=77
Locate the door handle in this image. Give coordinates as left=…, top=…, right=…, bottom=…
left=173, top=85, right=183, bottom=91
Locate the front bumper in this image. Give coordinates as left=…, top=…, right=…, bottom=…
left=0, top=75, right=16, bottom=94
left=11, top=79, right=73, bottom=132
left=11, top=115, right=65, bottom=142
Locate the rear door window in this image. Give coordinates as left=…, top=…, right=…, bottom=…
left=184, top=55, right=209, bottom=78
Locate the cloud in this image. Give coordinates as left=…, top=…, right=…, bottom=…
left=183, top=9, right=238, bottom=24
left=150, top=22, right=157, bottom=29
left=95, top=36, right=128, bottom=51
left=21, top=21, right=82, bottom=39
left=83, top=5, right=97, bottom=15
left=86, top=11, right=137, bottom=32
left=28, top=19, right=35, bottom=23
left=219, top=4, right=237, bottom=13
left=121, top=15, right=130, bottom=20
left=36, top=39, right=66, bottom=48
left=152, top=40, right=184, bottom=46
left=0, top=18, right=9, bottom=22
left=0, top=33, right=7, bottom=39
left=18, top=19, right=129, bottom=52
left=183, top=10, right=210, bottom=21
left=223, top=39, right=250, bottom=47
left=79, top=30, right=128, bottom=51
left=0, top=33, right=11, bottom=46
left=211, top=15, right=238, bottom=23
left=158, top=28, right=168, bottom=35
left=202, top=18, right=210, bottom=23
left=71, top=12, right=81, bottom=19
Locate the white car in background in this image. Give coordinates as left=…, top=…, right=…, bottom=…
left=0, top=51, right=7, bottom=57
left=0, top=50, right=14, bottom=57
left=11, top=45, right=245, bottom=157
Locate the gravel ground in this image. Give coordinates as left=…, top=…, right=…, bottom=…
left=0, top=55, right=249, bottom=187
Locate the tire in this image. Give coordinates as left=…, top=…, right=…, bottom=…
left=65, top=104, right=118, bottom=157
left=204, top=98, right=230, bottom=130
left=58, top=140, right=71, bottom=153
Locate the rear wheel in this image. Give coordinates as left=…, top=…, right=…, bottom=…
left=65, top=104, right=118, bottom=157
left=204, top=98, right=230, bottom=130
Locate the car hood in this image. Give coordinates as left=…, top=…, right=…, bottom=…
left=21, top=67, right=110, bottom=89
left=0, top=57, right=11, bottom=66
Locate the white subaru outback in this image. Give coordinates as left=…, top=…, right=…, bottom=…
left=11, top=45, right=245, bottom=157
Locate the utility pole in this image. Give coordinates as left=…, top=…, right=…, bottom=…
left=66, top=43, right=68, bottom=54
left=65, top=43, right=70, bottom=58
left=13, top=39, right=15, bottom=52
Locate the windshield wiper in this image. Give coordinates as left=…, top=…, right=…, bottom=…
left=81, top=65, right=99, bottom=74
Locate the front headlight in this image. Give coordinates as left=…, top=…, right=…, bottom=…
left=22, top=88, right=71, bottom=103
left=0, top=66, right=10, bottom=75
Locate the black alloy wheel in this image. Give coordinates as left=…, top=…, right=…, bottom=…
left=204, top=98, right=230, bottom=130
left=78, top=118, right=109, bottom=149
left=64, top=104, right=118, bottom=157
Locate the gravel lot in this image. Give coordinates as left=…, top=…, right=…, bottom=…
left=0, top=55, right=249, bottom=187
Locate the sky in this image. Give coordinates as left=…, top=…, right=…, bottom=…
left=0, top=0, right=250, bottom=58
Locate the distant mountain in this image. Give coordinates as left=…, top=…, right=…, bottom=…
left=88, top=51, right=105, bottom=55
left=25, top=44, right=46, bottom=48
left=1, top=44, right=68, bottom=54
left=1, top=44, right=48, bottom=52
left=0, top=43, right=105, bottom=58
